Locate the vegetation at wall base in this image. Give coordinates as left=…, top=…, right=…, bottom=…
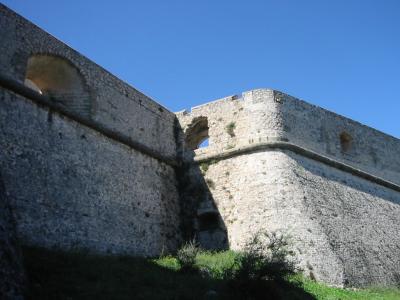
left=176, top=240, right=199, bottom=272
left=22, top=246, right=400, bottom=300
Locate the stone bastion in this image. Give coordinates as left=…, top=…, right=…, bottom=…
left=176, top=90, right=400, bottom=287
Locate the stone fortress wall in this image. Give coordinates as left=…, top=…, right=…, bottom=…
left=176, top=90, right=400, bottom=287
left=0, top=4, right=399, bottom=291
left=0, top=4, right=181, bottom=257
left=177, top=89, right=399, bottom=186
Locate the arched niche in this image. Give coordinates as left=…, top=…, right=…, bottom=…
left=185, top=116, right=209, bottom=150
left=24, top=55, right=91, bottom=117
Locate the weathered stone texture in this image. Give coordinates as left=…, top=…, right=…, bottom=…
left=0, top=4, right=177, bottom=159
left=176, top=91, right=280, bottom=159
left=199, top=151, right=400, bottom=287
left=177, top=89, right=400, bottom=287
left=0, top=172, right=26, bottom=299
left=0, top=90, right=181, bottom=256
left=275, top=91, right=400, bottom=185
left=178, top=89, right=399, bottom=185
left=288, top=151, right=400, bottom=287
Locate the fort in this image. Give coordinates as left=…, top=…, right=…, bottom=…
left=0, top=4, right=399, bottom=297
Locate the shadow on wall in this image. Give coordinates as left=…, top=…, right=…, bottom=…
left=0, top=171, right=27, bottom=299
left=176, top=117, right=229, bottom=250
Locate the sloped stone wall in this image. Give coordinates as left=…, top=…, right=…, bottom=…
left=0, top=4, right=182, bottom=257
left=197, top=150, right=400, bottom=287
left=0, top=90, right=181, bottom=256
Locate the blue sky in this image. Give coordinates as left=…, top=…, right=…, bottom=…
left=3, top=0, right=399, bottom=137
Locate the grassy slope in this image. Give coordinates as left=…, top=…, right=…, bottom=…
left=300, top=278, right=400, bottom=300
left=23, top=247, right=222, bottom=300
left=23, top=247, right=400, bottom=300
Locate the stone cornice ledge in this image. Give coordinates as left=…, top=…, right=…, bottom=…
left=193, top=141, right=400, bottom=193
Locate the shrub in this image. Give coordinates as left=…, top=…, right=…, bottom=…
left=240, top=231, right=296, bottom=279
left=176, top=240, right=199, bottom=272
left=226, top=230, right=298, bottom=299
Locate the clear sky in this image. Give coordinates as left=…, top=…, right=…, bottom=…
left=3, top=0, right=399, bottom=137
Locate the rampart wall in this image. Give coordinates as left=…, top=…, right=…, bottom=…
left=0, top=4, right=181, bottom=256
left=0, top=4, right=177, bottom=160
left=177, top=89, right=399, bottom=186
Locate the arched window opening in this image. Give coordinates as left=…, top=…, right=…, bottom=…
left=185, top=116, right=209, bottom=150
left=340, top=132, right=353, bottom=152
left=198, top=137, right=209, bottom=148
left=24, top=55, right=91, bottom=117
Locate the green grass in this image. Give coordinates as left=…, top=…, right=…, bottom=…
left=196, top=250, right=237, bottom=279
left=23, top=247, right=223, bottom=300
left=156, top=250, right=238, bottom=280
left=22, top=246, right=400, bottom=300
left=298, top=276, right=400, bottom=300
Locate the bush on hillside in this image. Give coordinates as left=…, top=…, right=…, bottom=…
left=226, top=230, right=298, bottom=299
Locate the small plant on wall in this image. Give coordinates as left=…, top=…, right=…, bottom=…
left=226, top=122, right=236, bottom=137
left=205, top=178, right=215, bottom=189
